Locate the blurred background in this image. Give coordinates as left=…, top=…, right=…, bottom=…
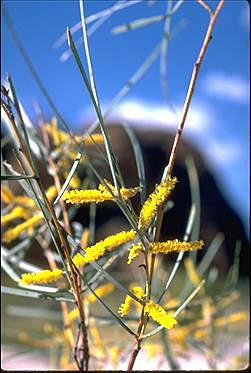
left=2, top=0, right=250, bottom=236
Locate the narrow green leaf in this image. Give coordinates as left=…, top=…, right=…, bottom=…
left=122, top=122, right=146, bottom=205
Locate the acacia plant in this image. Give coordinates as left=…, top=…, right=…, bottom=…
left=2, top=0, right=247, bottom=370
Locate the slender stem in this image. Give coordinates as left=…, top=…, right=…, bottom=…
left=127, top=1, right=224, bottom=370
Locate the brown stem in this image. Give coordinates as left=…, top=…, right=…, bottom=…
left=127, top=340, right=141, bottom=371
left=127, top=1, right=225, bottom=370
left=2, top=100, right=89, bottom=370
left=40, top=125, right=71, bottom=234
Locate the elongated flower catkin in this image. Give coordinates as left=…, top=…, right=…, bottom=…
left=150, top=239, right=204, bottom=254
left=127, top=240, right=204, bottom=264
left=1, top=185, right=14, bottom=204
left=62, top=184, right=140, bottom=204
left=118, top=295, right=132, bottom=316
left=72, top=229, right=136, bottom=267
left=46, top=117, right=104, bottom=147
left=144, top=301, right=177, bottom=330
left=1, top=207, right=31, bottom=225
left=127, top=244, right=143, bottom=264
left=138, top=176, right=177, bottom=229
left=3, top=213, right=43, bottom=243
left=19, top=268, right=63, bottom=285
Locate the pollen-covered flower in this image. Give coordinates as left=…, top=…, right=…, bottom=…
left=127, top=244, right=142, bottom=264
left=1, top=207, right=31, bottom=225
left=72, top=229, right=136, bottom=267
left=62, top=183, right=140, bottom=204
left=1, top=185, right=14, bottom=204
left=144, top=301, right=177, bottom=329
left=118, top=295, right=132, bottom=316
left=118, top=286, right=145, bottom=317
left=127, top=239, right=204, bottom=264
left=150, top=239, right=204, bottom=254
left=45, top=117, right=69, bottom=146
left=3, top=213, right=43, bottom=243
left=131, top=286, right=146, bottom=300
left=45, top=117, right=104, bottom=148
left=138, top=176, right=177, bottom=229
left=19, top=268, right=63, bottom=285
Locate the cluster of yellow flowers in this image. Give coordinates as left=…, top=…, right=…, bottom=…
left=62, top=183, right=140, bottom=204
left=44, top=117, right=105, bottom=190
left=138, top=176, right=177, bottom=229
left=19, top=268, right=63, bottom=285
left=72, top=229, right=136, bottom=267
left=1, top=185, right=57, bottom=243
left=45, top=117, right=104, bottom=148
left=118, top=285, right=177, bottom=330
left=127, top=239, right=204, bottom=264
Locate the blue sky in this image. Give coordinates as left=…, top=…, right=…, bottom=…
left=2, top=0, right=250, bottom=234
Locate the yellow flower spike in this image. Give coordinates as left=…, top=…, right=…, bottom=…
left=62, top=183, right=140, bottom=204
left=45, top=117, right=68, bottom=146
left=127, top=243, right=143, bottom=264
left=3, top=213, right=43, bottom=243
left=45, top=185, right=57, bottom=202
left=72, top=229, right=136, bottom=267
left=150, top=239, right=204, bottom=254
left=118, top=295, right=132, bottom=317
left=138, top=176, right=177, bottom=229
left=84, top=133, right=104, bottom=146
left=110, top=345, right=120, bottom=368
left=88, top=283, right=115, bottom=303
left=15, top=195, right=36, bottom=208
left=144, top=301, right=177, bottom=330
left=118, top=285, right=145, bottom=317
left=69, top=308, right=79, bottom=321
left=184, top=257, right=202, bottom=287
left=131, top=286, right=146, bottom=300
left=1, top=185, right=14, bottom=203
left=1, top=207, right=31, bottom=225
left=19, top=268, right=63, bottom=285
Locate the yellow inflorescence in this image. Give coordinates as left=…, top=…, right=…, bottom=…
left=72, top=229, right=136, bottom=267
left=45, top=185, right=57, bottom=202
left=3, top=213, right=43, bottom=243
left=62, top=184, right=140, bottom=204
left=45, top=117, right=69, bottom=146
left=1, top=207, right=31, bottom=225
left=118, top=295, right=132, bottom=316
left=150, top=239, right=204, bottom=254
left=118, top=286, right=145, bottom=317
left=138, top=176, right=177, bottom=229
left=131, top=286, right=146, bottom=300
left=1, top=185, right=14, bottom=204
left=118, top=284, right=177, bottom=330
left=127, top=244, right=142, bottom=264
left=84, top=133, right=104, bottom=146
left=127, top=240, right=204, bottom=264
left=19, top=268, right=63, bottom=285
left=144, top=301, right=177, bottom=330
left=45, top=117, right=104, bottom=148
